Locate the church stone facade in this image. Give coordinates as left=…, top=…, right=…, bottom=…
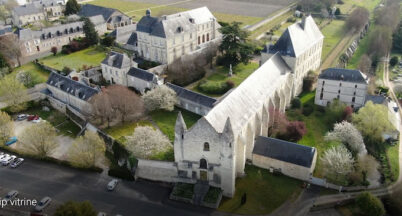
left=173, top=17, right=323, bottom=197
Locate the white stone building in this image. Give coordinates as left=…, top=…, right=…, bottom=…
left=261, top=15, right=324, bottom=95
left=78, top=4, right=132, bottom=30
left=101, top=51, right=133, bottom=86
left=136, top=7, right=221, bottom=64
left=127, top=67, right=159, bottom=94
left=12, top=0, right=65, bottom=26
left=45, top=72, right=99, bottom=115
left=315, top=68, right=369, bottom=108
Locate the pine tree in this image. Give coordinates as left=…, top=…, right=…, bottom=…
left=83, top=18, right=99, bottom=45
left=65, top=0, right=80, bottom=15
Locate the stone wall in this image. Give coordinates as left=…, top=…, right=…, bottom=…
left=135, top=159, right=179, bottom=182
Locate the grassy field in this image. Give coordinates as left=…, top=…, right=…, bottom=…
left=346, top=34, right=370, bottom=69
left=40, top=46, right=107, bottom=71
left=286, top=92, right=341, bottom=177
left=88, top=0, right=263, bottom=26
left=218, top=165, right=302, bottom=215
left=150, top=108, right=201, bottom=142
left=321, top=20, right=346, bottom=61
left=249, top=11, right=293, bottom=39
left=387, top=143, right=400, bottom=182
left=8, top=63, right=50, bottom=87
left=191, top=62, right=259, bottom=97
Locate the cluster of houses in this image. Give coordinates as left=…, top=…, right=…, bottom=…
left=6, top=1, right=398, bottom=199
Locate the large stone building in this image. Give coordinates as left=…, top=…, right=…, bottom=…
left=78, top=4, right=132, bottom=30
left=136, top=7, right=221, bottom=64
left=45, top=72, right=99, bottom=115
left=12, top=0, right=65, bottom=26
left=16, top=17, right=106, bottom=58
left=261, top=15, right=324, bottom=95
left=315, top=68, right=369, bottom=108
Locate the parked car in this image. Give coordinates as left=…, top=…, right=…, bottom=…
left=0, top=154, right=11, bottom=162
left=97, top=212, right=107, bottom=216
left=32, top=118, right=41, bottom=123
left=10, top=158, right=24, bottom=168
left=107, top=179, right=119, bottom=191
left=16, top=114, right=28, bottom=121
left=27, top=115, right=39, bottom=121
left=4, top=190, right=18, bottom=202
left=2, top=155, right=16, bottom=166
left=5, top=137, right=17, bottom=146
left=35, top=197, right=52, bottom=212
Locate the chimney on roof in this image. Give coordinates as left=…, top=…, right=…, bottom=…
left=301, top=15, right=307, bottom=30
left=146, top=8, right=151, bottom=17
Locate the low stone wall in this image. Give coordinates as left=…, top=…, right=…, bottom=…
left=135, top=159, right=178, bottom=183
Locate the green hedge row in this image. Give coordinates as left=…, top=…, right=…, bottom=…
left=198, top=80, right=233, bottom=95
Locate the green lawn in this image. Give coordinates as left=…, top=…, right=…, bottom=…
left=218, top=165, right=302, bottom=215
left=249, top=11, right=293, bottom=39
left=104, top=120, right=153, bottom=143
left=9, top=63, right=50, bottom=87
left=40, top=46, right=107, bottom=71
left=150, top=108, right=201, bottom=142
left=386, top=143, right=400, bottom=182
left=346, top=33, right=370, bottom=69
left=321, top=20, right=346, bottom=61
left=88, top=0, right=262, bottom=26
left=24, top=103, right=81, bottom=137
left=191, top=62, right=259, bottom=97
left=286, top=92, right=340, bottom=177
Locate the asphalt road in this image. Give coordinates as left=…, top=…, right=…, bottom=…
left=0, top=157, right=213, bottom=215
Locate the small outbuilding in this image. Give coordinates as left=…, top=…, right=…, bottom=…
left=252, top=136, right=317, bottom=181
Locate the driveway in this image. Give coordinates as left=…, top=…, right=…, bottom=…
left=12, top=120, right=75, bottom=161
left=0, top=157, right=213, bottom=215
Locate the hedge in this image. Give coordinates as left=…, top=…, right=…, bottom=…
left=198, top=80, right=232, bottom=95
left=108, top=167, right=135, bottom=181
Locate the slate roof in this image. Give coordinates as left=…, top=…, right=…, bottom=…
left=127, top=67, right=156, bottom=82
left=79, top=4, right=127, bottom=22
left=319, top=68, right=368, bottom=84
left=365, top=95, right=387, bottom=105
left=101, top=51, right=131, bottom=69
left=253, top=136, right=316, bottom=168
left=46, top=72, right=99, bottom=101
left=264, top=16, right=323, bottom=57
left=88, top=15, right=106, bottom=26
left=16, top=21, right=84, bottom=41
left=114, top=24, right=137, bottom=45
left=13, top=3, right=43, bottom=16
left=166, top=83, right=217, bottom=108
left=137, top=7, right=217, bottom=38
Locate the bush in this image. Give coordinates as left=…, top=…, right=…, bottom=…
left=62, top=66, right=72, bottom=75
left=287, top=17, right=296, bottom=23
left=172, top=183, right=194, bottom=199
left=203, top=187, right=222, bottom=204
left=138, top=60, right=159, bottom=70
left=101, top=35, right=115, bottom=47
left=226, top=80, right=235, bottom=88
left=291, top=98, right=301, bottom=109
left=198, top=80, right=233, bottom=95
left=302, top=103, right=314, bottom=116
left=108, top=167, right=135, bottom=181
left=390, top=56, right=399, bottom=67
left=335, top=8, right=341, bottom=15
left=356, top=192, right=385, bottom=216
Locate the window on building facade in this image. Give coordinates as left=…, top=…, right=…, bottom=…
left=320, top=92, right=323, bottom=100
left=203, top=142, right=210, bottom=151
left=200, top=159, right=207, bottom=169
left=202, top=35, right=205, bottom=43
left=338, top=90, right=341, bottom=94
left=352, top=97, right=355, bottom=102
left=339, top=83, right=342, bottom=87
left=337, top=95, right=340, bottom=99
left=355, top=84, right=357, bottom=88
left=198, top=36, right=200, bottom=45
left=182, top=46, right=185, bottom=55
left=322, top=80, right=325, bottom=85
left=207, top=33, right=209, bottom=41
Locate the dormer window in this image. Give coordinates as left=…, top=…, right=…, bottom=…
left=177, top=26, right=183, bottom=33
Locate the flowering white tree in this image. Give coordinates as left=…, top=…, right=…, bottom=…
left=325, top=121, right=367, bottom=155
left=321, top=145, right=355, bottom=183
left=125, top=126, right=171, bottom=159
left=0, top=111, right=13, bottom=146
left=142, top=85, right=177, bottom=112
left=69, top=131, right=106, bottom=168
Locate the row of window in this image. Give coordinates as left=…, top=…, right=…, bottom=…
left=322, top=80, right=359, bottom=88
left=319, top=91, right=357, bottom=102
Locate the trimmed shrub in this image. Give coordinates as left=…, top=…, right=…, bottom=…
left=198, top=80, right=233, bottom=95
left=291, top=98, right=301, bottom=109
left=302, top=103, right=314, bottom=116
left=356, top=192, right=385, bottom=216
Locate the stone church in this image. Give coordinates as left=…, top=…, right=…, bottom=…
left=173, top=16, right=323, bottom=197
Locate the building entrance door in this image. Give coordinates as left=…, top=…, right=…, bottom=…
left=200, top=170, right=208, bottom=181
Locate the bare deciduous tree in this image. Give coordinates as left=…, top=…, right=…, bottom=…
left=69, top=131, right=106, bottom=168
left=107, top=85, right=144, bottom=123
left=346, top=7, right=369, bottom=33
left=0, top=34, right=22, bottom=67
left=89, top=90, right=114, bottom=127
left=325, top=121, right=367, bottom=155
left=321, top=145, right=355, bottom=183
left=143, top=85, right=177, bottom=112
left=166, top=52, right=207, bottom=86
left=126, top=126, right=171, bottom=159
left=0, top=111, right=13, bottom=146
left=358, top=54, right=372, bottom=74
left=19, top=121, right=58, bottom=158
left=0, top=75, right=29, bottom=112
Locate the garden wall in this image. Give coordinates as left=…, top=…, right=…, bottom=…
left=135, top=159, right=179, bottom=182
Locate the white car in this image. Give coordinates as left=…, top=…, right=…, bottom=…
left=35, top=196, right=52, bottom=212
left=16, top=114, right=28, bottom=121
left=2, top=155, right=16, bottom=166
left=107, top=179, right=118, bottom=191
left=10, top=158, right=24, bottom=168
left=0, top=154, right=11, bottom=162
left=32, top=118, right=41, bottom=123
left=4, top=190, right=18, bottom=203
